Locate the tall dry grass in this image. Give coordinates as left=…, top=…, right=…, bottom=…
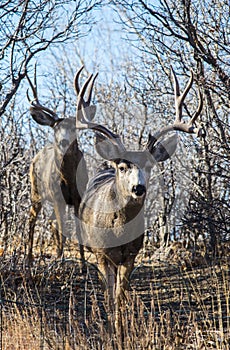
left=0, top=251, right=229, bottom=350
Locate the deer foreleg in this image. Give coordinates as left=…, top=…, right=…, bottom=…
left=98, top=256, right=117, bottom=333
left=113, top=260, right=136, bottom=346
left=98, top=258, right=116, bottom=303
left=74, top=206, right=85, bottom=271
left=107, top=261, right=116, bottom=335
left=53, top=202, right=66, bottom=258
left=116, top=257, right=135, bottom=301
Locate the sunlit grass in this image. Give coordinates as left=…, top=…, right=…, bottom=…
left=0, top=249, right=229, bottom=349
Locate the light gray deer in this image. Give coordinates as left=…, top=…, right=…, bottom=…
left=75, top=67, right=203, bottom=332
left=27, top=66, right=97, bottom=264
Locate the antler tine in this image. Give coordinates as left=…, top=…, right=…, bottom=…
left=74, top=65, right=85, bottom=95
left=180, top=70, right=194, bottom=102
left=171, top=67, right=194, bottom=122
left=86, top=72, right=98, bottom=106
left=76, top=73, right=94, bottom=113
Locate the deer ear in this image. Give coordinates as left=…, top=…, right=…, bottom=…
left=95, top=133, right=123, bottom=160
left=30, top=108, right=58, bottom=127
left=148, top=133, right=178, bottom=162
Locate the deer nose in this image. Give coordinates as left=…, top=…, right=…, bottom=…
left=132, top=184, right=146, bottom=197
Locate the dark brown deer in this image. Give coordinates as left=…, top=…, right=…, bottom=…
left=75, top=67, right=203, bottom=332
left=27, top=66, right=97, bottom=264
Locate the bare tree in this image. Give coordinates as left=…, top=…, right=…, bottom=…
left=113, top=0, right=230, bottom=255
left=0, top=0, right=101, bottom=116
left=0, top=107, right=31, bottom=254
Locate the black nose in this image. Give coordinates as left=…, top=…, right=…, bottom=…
left=132, top=184, right=146, bottom=197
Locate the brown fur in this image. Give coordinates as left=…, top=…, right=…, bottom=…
left=28, top=132, right=88, bottom=263
left=79, top=159, right=147, bottom=332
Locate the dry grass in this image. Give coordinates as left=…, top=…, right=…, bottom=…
left=0, top=247, right=229, bottom=350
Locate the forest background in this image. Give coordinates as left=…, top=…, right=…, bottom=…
left=0, top=1, right=229, bottom=349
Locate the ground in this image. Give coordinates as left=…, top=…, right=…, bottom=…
left=0, top=243, right=229, bottom=349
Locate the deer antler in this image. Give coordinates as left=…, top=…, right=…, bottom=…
left=74, top=65, right=98, bottom=108
left=75, top=71, right=126, bottom=151
left=147, top=67, right=203, bottom=152
left=172, top=67, right=203, bottom=130
left=26, top=65, right=59, bottom=125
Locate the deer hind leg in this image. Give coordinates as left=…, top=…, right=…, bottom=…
left=27, top=200, right=42, bottom=263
